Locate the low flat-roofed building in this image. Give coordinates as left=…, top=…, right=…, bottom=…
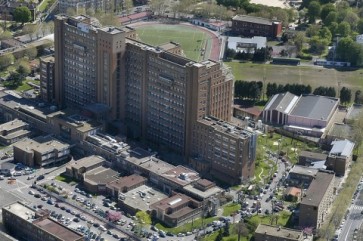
left=286, top=165, right=318, bottom=188
left=65, top=155, right=106, bottom=180
left=47, top=110, right=102, bottom=142
left=83, top=166, right=119, bottom=194
left=254, top=224, right=306, bottom=241
left=118, top=184, right=167, bottom=215
left=117, top=147, right=175, bottom=183
left=13, top=136, right=70, bottom=167
left=298, top=151, right=327, bottom=167
left=233, top=104, right=262, bottom=121
left=106, top=174, right=147, bottom=199
left=2, top=202, right=83, bottom=241
left=0, top=119, right=30, bottom=145
left=0, top=162, right=16, bottom=176
left=182, top=179, right=223, bottom=201
left=227, top=36, right=267, bottom=54
left=158, top=165, right=200, bottom=195
left=326, top=139, right=355, bottom=176
left=150, top=193, right=202, bottom=227
left=299, top=171, right=335, bottom=229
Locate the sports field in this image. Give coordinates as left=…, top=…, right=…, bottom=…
left=226, top=62, right=363, bottom=91
left=136, top=24, right=212, bottom=61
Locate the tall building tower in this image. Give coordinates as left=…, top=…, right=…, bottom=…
left=54, top=15, right=127, bottom=120
left=40, top=55, right=55, bottom=103
left=54, top=15, right=255, bottom=184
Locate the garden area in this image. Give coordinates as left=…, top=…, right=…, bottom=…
left=155, top=216, right=218, bottom=235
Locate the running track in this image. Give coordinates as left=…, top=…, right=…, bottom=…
left=128, top=21, right=222, bottom=61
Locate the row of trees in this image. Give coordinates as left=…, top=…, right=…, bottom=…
left=225, top=47, right=272, bottom=62
left=236, top=81, right=353, bottom=104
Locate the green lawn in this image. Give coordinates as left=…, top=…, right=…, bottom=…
left=223, top=203, right=241, bottom=216
left=136, top=24, right=211, bottom=61
left=38, top=0, right=52, bottom=12
left=55, top=174, right=76, bottom=185
left=155, top=216, right=218, bottom=234
left=225, top=62, right=363, bottom=92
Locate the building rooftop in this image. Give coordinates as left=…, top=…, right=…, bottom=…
left=232, top=15, right=275, bottom=25
left=0, top=189, right=22, bottom=208
left=67, top=155, right=105, bottom=170
left=228, top=36, right=267, bottom=52
left=150, top=193, right=196, bottom=211
left=86, top=134, right=129, bottom=156
left=0, top=118, right=28, bottom=132
left=161, top=165, right=200, bottom=187
left=183, top=183, right=222, bottom=200
left=40, top=55, right=55, bottom=63
left=301, top=171, right=334, bottom=207
left=157, top=42, right=180, bottom=51
left=123, top=147, right=175, bottom=175
left=330, top=139, right=355, bottom=157
left=84, top=166, right=119, bottom=185
left=300, top=151, right=327, bottom=161
left=120, top=185, right=167, bottom=212
left=289, top=165, right=318, bottom=177
left=255, top=224, right=303, bottom=240
left=198, top=117, right=256, bottom=139
left=108, top=174, right=146, bottom=191
left=289, top=95, right=339, bottom=121
left=13, top=136, right=69, bottom=154
left=33, top=218, right=82, bottom=241
left=264, top=92, right=299, bottom=113
left=284, top=187, right=302, bottom=197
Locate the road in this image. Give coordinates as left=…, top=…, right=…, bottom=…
left=338, top=180, right=363, bottom=241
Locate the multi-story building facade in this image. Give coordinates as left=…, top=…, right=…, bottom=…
left=40, top=55, right=55, bottom=103
left=54, top=15, right=255, bottom=184
left=58, top=0, right=113, bottom=14
left=232, top=15, right=282, bottom=39
left=299, top=170, right=335, bottom=229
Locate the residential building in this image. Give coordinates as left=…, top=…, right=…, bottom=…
left=65, top=155, right=106, bottom=180
left=118, top=184, right=168, bottom=215
left=254, top=224, right=306, bottom=241
left=40, top=56, right=55, bottom=103
left=285, top=165, right=318, bottom=188
left=232, top=15, right=282, bottom=38
left=150, top=193, right=202, bottom=227
left=0, top=119, right=30, bottom=145
left=83, top=166, right=119, bottom=194
left=106, top=174, right=147, bottom=199
left=190, top=117, right=256, bottom=185
left=13, top=136, right=70, bottom=167
left=2, top=202, right=83, bottom=241
left=298, top=151, right=327, bottom=167
left=326, top=139, right=355, bottom=176
left=299, top=171, right=335, bottom=229
left=262, top=92, right=339, bottom=137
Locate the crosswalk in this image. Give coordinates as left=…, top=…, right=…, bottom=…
left=349, top=204, right=363, bottom=211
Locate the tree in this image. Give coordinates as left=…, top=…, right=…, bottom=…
left=106, top=211, right=122, bottom=222
left=358, top=19, right=363, bottom=34
left=306, top=24, right=321, bottom=37
left=329, top=22, right=338, bottom=37
left=23, top=47, right=38, bottom=59
left=323, top=11, right=338, bottom=26
left=0, top=54, right=14, bottom=70
left=22, top=24, right=37, bottom=41
left=13, top=6, right=32, bottom=25
left=0, top=31, right=12, bottom=41
left=124, top=0, right=134, bottom=15
left=355, top=90, right=363, bottom=104
left=340, top=87, right=351, bottom=104
left=336, top=37, right=363, bottom=66
left=321, top=3, right=336, bottom=22
left=307, top=1, right=321, bottom=23
left=150, top=0, right=167, bottom=15
left=215, top=229, right=223, bottom=241
left=319, top=26, right=332, bottom=41
left=309, top=36, right=329, bottom=54
left=292, top=31, right=305, bottom=53
left=337, top=21, right=351, bottom=37
left=223, top=221, right=230, bottom=236
left=17, top=60, right=31, bottom=76
left=344, top=11, right=359, bottom=31
left=135, top=211, right=151, bottom=225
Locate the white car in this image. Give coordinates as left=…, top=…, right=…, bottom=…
left=28, top=190, right=35, bottom=195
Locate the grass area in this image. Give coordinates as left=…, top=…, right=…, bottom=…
left=223, top=203, right=241, bottom=216
left=38, top=0, right=52, bottom=12
left=225, top=62, right=363, bottom=92
left=55, top=174, right=76, bottom=184
left=254, top=159, right=272, bottom=183
left=136, top=24, right=211, bottom=61
left=155, top=216, right=218, bottom=234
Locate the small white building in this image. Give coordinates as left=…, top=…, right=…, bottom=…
left=227, top=36, right=267, bottom=53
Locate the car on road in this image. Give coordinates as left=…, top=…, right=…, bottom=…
left=73, top=217, right=80, bottom=222
left=36, top=175, right=45, bottom=181
left=28, top=190, right=35, bottom=195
